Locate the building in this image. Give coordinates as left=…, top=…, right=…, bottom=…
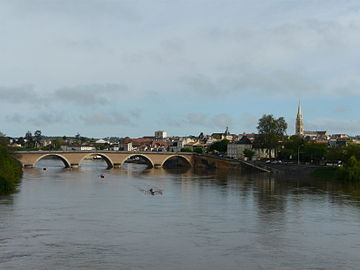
left=154, top=130, right=167, bottom=140
left=227, top=135, right=274, bottom=160
left=295, top=103, right=304, bottom=136
left=227, top=136, right=253, bottom=159
left=304, top=131, right=328, bottom=142
left=120, top=142, right=133, bottom=151
left=211, top=127, right=234, bottom=141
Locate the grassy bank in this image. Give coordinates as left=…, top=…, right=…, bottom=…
left=311, top=167, right=339, bottom=180
left=0, top=145, right=23, bottom=195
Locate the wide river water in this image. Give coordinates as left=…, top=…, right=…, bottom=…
left=1, top=159, right=360, bottom=270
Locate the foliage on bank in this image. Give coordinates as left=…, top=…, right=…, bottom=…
left=311, top=144, right=360, bottom=181
left=0, top=134, right=23, bottom=195
left=208, top=139, right=229, bottom=153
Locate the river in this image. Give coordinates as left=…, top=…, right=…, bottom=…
left=1, top=158, right=360, bottom=270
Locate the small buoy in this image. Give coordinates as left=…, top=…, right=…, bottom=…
left=43, top=168, right=47, bottom=171
left=100, top=175, right=104, bottom=179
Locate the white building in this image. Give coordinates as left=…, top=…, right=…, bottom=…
left=227, top=136, right=253, bottom=159
left=155, top=130, right=167, bottom=139
left=120, top=142, right=133, bottom=151
left=227, top=136, right=274, bottom=160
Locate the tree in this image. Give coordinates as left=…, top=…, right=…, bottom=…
left=17, top=137, right=25, bottom=146
left=243, top=149, right=255, bottom=160
left=180, top=147, right=192, bottom=152
left=253, top=114, right=287, bottom=158
left=278, top=135, right=305, bottom=161
left=25, top=131, right=34, bottom=148
left=208, top=139, right=229, bottom=153
left=193, top=147, right=203, bottom=154
left=0, top=134, right=23, bottom=194
left=0, top=132, right=8, bottom=146
left=302, top=143, right=328, bottom=164
left=34, top=130, right=42, bottom=148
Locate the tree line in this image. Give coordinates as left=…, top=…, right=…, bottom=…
left=0, top=132, right=23, bottom=195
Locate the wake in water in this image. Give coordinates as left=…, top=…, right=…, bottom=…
left=132, top=184, right=163, bottom=195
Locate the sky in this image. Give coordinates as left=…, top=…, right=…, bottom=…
left=1, top=0, right=360, bottom=138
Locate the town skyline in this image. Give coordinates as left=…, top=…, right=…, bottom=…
left=2, top=101, right=360, bottom=138
left=1, top=1, right=360, bottom=137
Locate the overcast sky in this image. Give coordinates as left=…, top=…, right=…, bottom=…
left=1, top=0, right=360, bottom=138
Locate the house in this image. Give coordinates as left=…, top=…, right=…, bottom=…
left=304, top=131, right=329, bottom=142
left=227, top=135, right=275, bottom=160
left=227, top=136, right=253, bottom=159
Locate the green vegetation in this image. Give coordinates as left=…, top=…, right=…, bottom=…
left=208, top=139, right=229, bottom=153
left=0, top=133, right=23, bottom=195
left=253, top=114, right=287, bottom=158
left=278, top=135, right=328, bottom=164
left=180, top=147, right=192, bottom=152
left=243, top=149, right=255, bottom=160
left=311, top=144, right=360, bottom=181
left=311, top=167, right=339, bottom=180
left=193, top=147, right=203, bottom=154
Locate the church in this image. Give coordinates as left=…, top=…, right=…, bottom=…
left=295, top=103, right=328, bottom=141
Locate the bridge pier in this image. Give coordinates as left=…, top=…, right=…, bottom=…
left=113, top=163, right=121, bottom=168
left=71, top=164, right=79, bottom=168
left=23, top=164, right=33, bottom=168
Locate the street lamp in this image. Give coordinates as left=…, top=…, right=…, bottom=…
left=297, top=144, right=303, bottom=165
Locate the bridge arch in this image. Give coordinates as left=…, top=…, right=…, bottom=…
left=122, top=154, right=154, bottom=168
left=34, top=154, right=71, bottom=168
left=161, top=155, right=192, bottom=168
left=78, top=153, right=114, bottom=169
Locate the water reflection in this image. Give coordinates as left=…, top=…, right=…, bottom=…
left=1, top=159, right=360, bottom=270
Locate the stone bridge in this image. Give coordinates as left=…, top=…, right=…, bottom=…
left=14, top=151, right=194, bottom=169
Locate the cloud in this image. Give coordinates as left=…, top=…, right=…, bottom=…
left=180, top=74, right=221, bottom=96
left=5, top=111, right=69, bottom=127
left=240, top=113, right=258, bottom=130
left=186, top=113, right=208, bottom=126
left=333, top=104, right=350, bottom=114
left=185, top=112, right=232, bottom=129
left=79, top=111, right=133, bottom=126
left=306, top=118, right=360, bottom=134
left=129, top=109, right=142, bottom=119
left=211, top=114, right=232, bottom=129
left=0, top=85, right=42, bottom=104
left=53, top=84, right=128, bottom=106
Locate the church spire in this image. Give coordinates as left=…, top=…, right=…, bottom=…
left=297, top=102, right=302, bottom=117
left=296, top=102, right=304, bottom=136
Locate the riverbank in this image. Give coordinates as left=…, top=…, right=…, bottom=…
left=0, top=146, right=23, bottom=195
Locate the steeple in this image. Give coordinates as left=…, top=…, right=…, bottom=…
left=295, top=102, right=304, bottom=136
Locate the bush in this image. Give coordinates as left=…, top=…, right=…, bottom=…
left=243, top=149, right=255, bottom=159
left=338, top=155, right=360, bottom=181
left=0, top=145, right=23, bottom=195
left=193, top=147, right=203, bottom=154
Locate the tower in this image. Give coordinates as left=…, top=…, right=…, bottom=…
left=295, top=103, right=304, bottom=136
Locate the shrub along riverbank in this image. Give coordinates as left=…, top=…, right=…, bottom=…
left=311, top=144, right=360, bottom=181
left=0, top=135, right=23, bottom=195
